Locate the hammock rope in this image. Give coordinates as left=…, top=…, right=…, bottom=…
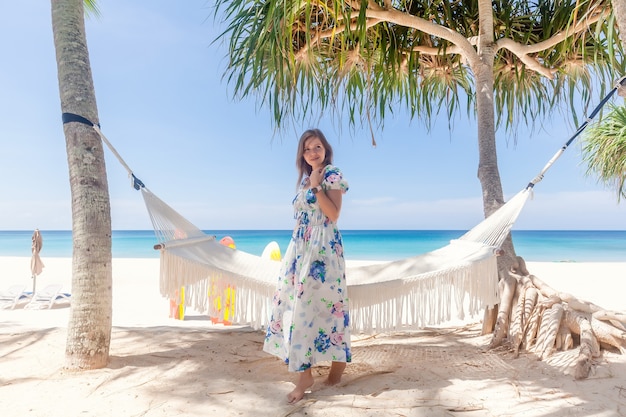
left=527, top=75, right=626, bottom=189
left=61, top=75, right=624, bottom=332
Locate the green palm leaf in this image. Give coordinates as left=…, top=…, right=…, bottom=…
left=582, top=104, right=626, bottom=201
left=215, top=0, right=622, bottom=133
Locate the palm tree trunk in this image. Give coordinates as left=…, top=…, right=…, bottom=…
left=475, top=70, right=504, bottom=216
left=51, top=0, right=112, bottom=370
left=613, top=0, right=626, bottom=51
left=613, top=0, right=626, bottom=99
left=473, top=3, right=518, bottom=336
left=474, top=58, right=516, bottom=337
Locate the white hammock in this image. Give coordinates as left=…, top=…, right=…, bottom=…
left=93, top=120, right=539, bottom=332
left=141, top=185, right=532, bottom=333
left=60, top=75, right=621, bottom=334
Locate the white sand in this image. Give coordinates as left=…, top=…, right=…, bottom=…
left=1, top=256, right=625, bottom=416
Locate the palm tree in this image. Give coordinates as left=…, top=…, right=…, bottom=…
left=582, top=104, right=626, bottom=200
left=216, top=0, right=621, bottom=241
left=51, top=0, right=112, bottom=369
left=214, top=0, right=624, bottom=344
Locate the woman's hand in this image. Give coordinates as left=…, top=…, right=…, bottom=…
left=309, top=166, right=324, bottom=187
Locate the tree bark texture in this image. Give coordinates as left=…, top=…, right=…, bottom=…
left=51, top=0, right=112, bottom=370
left=613, top=0, right=626, bottom=64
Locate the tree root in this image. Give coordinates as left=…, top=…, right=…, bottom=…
left=532, top=303, right=563, bottom=360
left=488, top=273, right=516, bottom=350
left=562, top=309, right=599, bottom=379
left=484, top=256, right=626, bottom=379
left=511, top=282, right=538, bottom=357
left=593, top=311, right=626, bottom=330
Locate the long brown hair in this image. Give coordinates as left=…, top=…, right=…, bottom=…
left=295, top=128, right=334, bottom=188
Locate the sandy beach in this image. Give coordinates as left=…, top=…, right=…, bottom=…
left=1, top=256, right=625, bottom=416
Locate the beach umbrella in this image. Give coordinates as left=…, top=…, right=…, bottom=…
left=30, top=229, right=44, bottom=294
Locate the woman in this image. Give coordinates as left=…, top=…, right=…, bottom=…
left=263, top=128, right=351, bottom=404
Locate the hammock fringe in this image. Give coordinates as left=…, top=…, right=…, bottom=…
left=158, top=242, right=499, bottom=334
left=146, top=186, right=526, bottom=334
left=348, top=255, right=499, bottom=333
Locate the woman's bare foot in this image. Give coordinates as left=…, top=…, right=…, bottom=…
left=287, top=369, right=314, bottom=404
left=324, top=361, right=346, bottom=386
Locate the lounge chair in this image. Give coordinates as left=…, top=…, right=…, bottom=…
left=25, top=284, right=71, bottom=309
left=0, top=284, right=30, bottom=309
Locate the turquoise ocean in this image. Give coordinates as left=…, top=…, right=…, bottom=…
left=0, top=230, right=624, bottom=262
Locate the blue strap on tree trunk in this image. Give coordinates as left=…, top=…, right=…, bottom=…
left=61, top=112, right=100, bottom=128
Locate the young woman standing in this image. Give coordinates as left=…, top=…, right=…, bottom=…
left=263, top=128, right=351, bottom=403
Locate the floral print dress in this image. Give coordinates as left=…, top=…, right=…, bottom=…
left=263, top=165, right=351, bottom=372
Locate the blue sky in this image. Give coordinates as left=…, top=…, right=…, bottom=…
left=1, top=0, right=625, bottom=231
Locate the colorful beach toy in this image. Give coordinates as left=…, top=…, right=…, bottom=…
left=262, top=241, right=282, bottom=261
left=209, top=236, right=238, bottom=325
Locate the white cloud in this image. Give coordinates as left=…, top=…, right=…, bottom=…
left=513, top=190, right=625, bottom=230
left=342, top=196, right=484, bottom=229
left=0, top=199, right=71, bottom=230
left=2, top=190, right=623, bottom=232
left=342, top=190, right=625, bottom=230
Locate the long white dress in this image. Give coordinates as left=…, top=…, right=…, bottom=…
left=262, top=165, right=351, bottom=372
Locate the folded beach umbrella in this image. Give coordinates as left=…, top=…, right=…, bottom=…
left=30, top=229, right=44, bottom=294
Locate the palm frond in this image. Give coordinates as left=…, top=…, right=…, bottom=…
left=582, top=104, right=626, bottom=201
left=213, top=0, right=624, bottom=133
left=83, top=0, right=101, bottom=18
